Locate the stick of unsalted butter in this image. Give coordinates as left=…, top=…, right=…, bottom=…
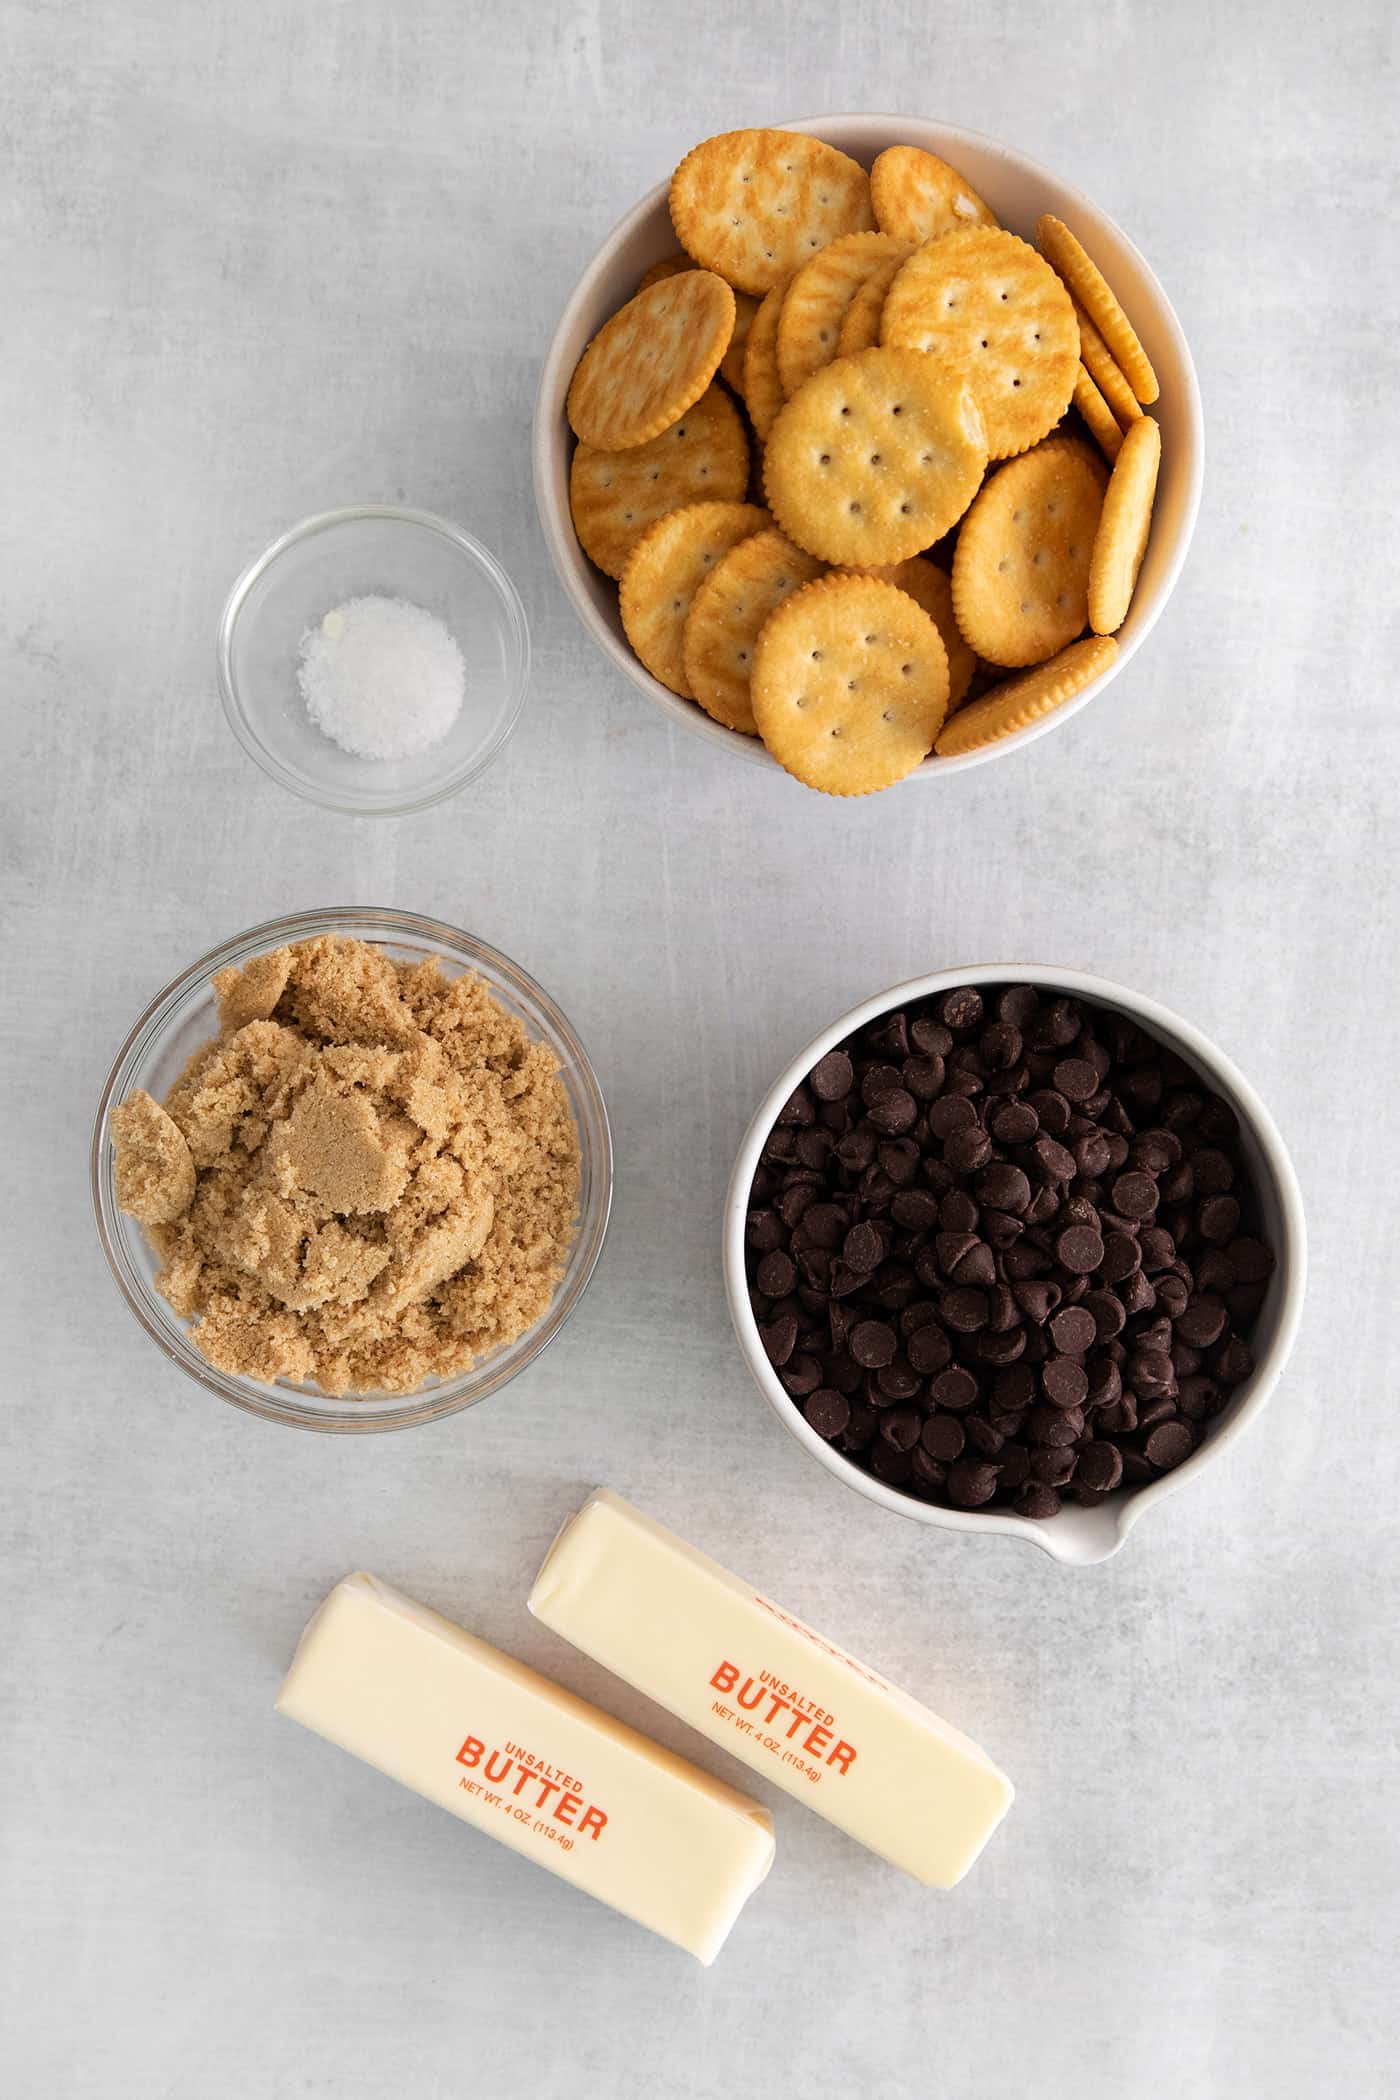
left=528, top=1490, right=1013, bottom=1887
left=275, top=1573, right=775, bottom=1964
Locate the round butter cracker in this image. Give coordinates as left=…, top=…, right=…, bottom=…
left=682, top=527, right=825, bottom=735
left=752, top=574, right=949, bottom=795
left=619, top=500, right=770, bottom=697
left=1087, top=415, right=1161, bottom=634
left=776, top=232, right=913, bottom=399
left=952, top=437, right=1108, bottom=667
left=870, top=145, right=998, bottom=244
left=742, top=280, right=789, bottom=442
left=1038, top=214, right=1159, bottom=406
left=568, top=272, right=735, bottom=450
left=935, top=634, right=1118, bottom=755
left=669, top=129, right=874, bottom=295
left=570, top=384, right=750, bottom=579
left=1072, top=363, right=1123, bottom=462
left=763, top=346, right=988, bottom=567
left=836, top=253, right=905, bottom=357
left=881, top=227, right=1078, bottom=460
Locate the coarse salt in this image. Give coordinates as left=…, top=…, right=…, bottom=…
left=298, top=595, right=465, bottom=760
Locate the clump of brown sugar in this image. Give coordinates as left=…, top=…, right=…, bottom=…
left=110, top=936, right=581, bottom=1394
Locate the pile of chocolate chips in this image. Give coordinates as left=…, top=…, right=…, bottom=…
left=745, top=984, right=1276, bottom=1519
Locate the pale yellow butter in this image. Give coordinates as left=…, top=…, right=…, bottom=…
left=275, top=1573, right=774, bottom=1963
left=529, top=1490, right=1013, bottom=1887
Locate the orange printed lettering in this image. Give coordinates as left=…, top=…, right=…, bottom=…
left=828, top=1739, right=857, bottom=1775
left=556, top=1790, right=581, bottom=1825
left=484, top=1750, right=513, bottom=1783
left=579, top=1805, right=607, bottom=1841
left=710, top=1661, right=739, bottom=1693
left=455, top=1736, right=485, bottom=1769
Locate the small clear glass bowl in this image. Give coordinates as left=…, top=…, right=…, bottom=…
left=218, top=508, right=529, bottom=816
left=91, top=908, right=612, bottom=1432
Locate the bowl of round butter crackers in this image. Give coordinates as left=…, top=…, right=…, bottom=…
left=534, top=116, right=1203, bottom=794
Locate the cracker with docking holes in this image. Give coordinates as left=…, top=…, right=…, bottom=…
left=720, top=290, right=761, bottom=392
left=568, top=271, right=735, bottom=450
left=870, top=145, right=998, bottom=244
left=742, top=281, right=789, bottom=442
left=619, top=501, right=770, bottom=697
left=855, top=556, right=977, bottom=708
left=952, top=437, right=1108, bottom=666
left=570, top=385, right=750, bottom=579
left=670, top=129, right=874, bottom=296
left=935, top=635, right=1117, bottom=755
left=1088, top=415, right=1161, bottom=634
left=683, top=527, right=826, bottom=735
left=881, top=227, right=1078, bottom=460
left=752, top=574, right=949, bottom=795
left=1072, top=363, right=1123, bottom=462
left=776, top=232, right=914, bottom=399
left=837, top=252, right=906, bottom=357
left=763, top=347, right=988, bottom=567
left=1037, top=215, right=1159, bottom=405
left=1074, top=302, right=1142, bottom=428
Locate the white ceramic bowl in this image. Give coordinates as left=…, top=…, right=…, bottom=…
left=534, top=115, right=1203, bottom=783
left=724, top=968, right=1305, bottom=1564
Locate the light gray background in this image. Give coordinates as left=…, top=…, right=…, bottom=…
left=4, top=2, right=1398, bottom=2095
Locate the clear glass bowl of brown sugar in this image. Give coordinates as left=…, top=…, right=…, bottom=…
left=91, top=908, right=613, bottom=1432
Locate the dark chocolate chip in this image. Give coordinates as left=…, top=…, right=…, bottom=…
left=946, top=1459, right=999, bottom=1506
left=1144, top=1419, right=1195, bottom=1470
left=1041, top=1356, right=1089, bottom=1409
left=920, top=1413, right=966, bottom=1462
left=804, top=1389, right=850, bottom=1439
left=1056, top=1224, right=1104, bottom=1274
left=1049, top=1306, right=1097, bottom=1356
left=850, top=1319, right=897, bottom=1368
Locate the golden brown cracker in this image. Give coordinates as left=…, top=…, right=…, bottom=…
left=1088, top=414, right=1161, bottom=634
left=952, top=437, right=1107, bottom=666
left=637, top=254, right=692, bottom=293
left=763, top=347, right=988, bottom=567
left=935, top=635, right=1118, bottom=755
left=570, top=384, right=750, bottom=578
left=881, top=227, right=1079, bottom=460
left=669, top=129, right=874, bottom=295
left=856, top=556, right=977, bottom=708
left=682, top=527, right=825, bottom=735
left=1072, top=362, right=1123, bottom=462
left=870, top=145, right=998, bottom=244
left=619, top=500, right=770, bottom=696
left=567, top=272, right=736, bottom=450
left=836, top=254, right=904, bottom=357
left=742, top=280, right=789, bottom=442
left=1074, top=302, right=1142, bottom=428
left=719, top=289, right=761, bottom=393
left=776, top=232, right=914, bottom=398
left=1037, top=215, right=1159, bottom=405
left=752, top=574, right=949, bottom=795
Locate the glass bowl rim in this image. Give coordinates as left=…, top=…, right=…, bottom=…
left=91, top=906, right=613, bottom=1433
left=216, top=506, right=531, bottom=817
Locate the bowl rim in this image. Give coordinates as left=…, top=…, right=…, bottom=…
left=217, top=505, right=532, bottom=818
left=533, top=112, right=1205, bottom=785
left=91, top=906, right=613, bottom=1433
left=723, top=963, right=1307, bottom=1563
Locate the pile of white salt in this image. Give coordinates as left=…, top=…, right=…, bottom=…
left=298, top=595, right=465, bottom=760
